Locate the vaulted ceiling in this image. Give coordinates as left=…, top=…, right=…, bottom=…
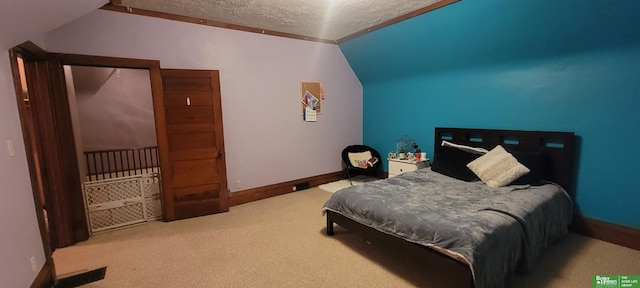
left=109, top=0, right=457, bottom=43
left=1, top=0, right=456, bottom=49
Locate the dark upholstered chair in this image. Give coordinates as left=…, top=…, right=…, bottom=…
left=341, top=145, right=383, bottom=185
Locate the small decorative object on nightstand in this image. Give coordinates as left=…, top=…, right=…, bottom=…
left=388, top=158, right=430, bottom=178
left=395, top=135, right=415, bottom=160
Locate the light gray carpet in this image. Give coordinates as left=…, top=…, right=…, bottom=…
left=318, top=175, right=377, bottom=193
left=53, top=187, right=640, bottom=287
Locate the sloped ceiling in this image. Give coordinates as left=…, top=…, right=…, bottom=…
left=111, top=0, right=456, bottom=43
left=0, top=0, right=456, bottom=49
left=0, top=0, right=108, bottom=49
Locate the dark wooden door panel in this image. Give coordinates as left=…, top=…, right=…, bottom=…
left=165, top=106, right=215, bottom=124
left=170, top=159, right=219, bottom=187
left=166, top=124, right=216, bottom=134
left=173, top=199, right=224, bottom=219
left=163, top=91, right=213, bottom=106
left=157, top=69, right=228, bottom=220
left=173, top=184, right=221, bottom=199
left=162, top=77, right=212, bottom=91
left=26, top=58, right=89, bottom=247
left=168, top=132, right=217, bottom=160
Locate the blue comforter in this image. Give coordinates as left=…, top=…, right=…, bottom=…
left=322, top=168, right=572, bottom=288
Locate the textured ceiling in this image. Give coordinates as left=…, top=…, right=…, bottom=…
left=116, top=0, right=448, bottom=42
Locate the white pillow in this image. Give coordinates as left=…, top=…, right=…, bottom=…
left=348, top=151, right=373, bottom=168
left=466, top=145, right=530, bottom=187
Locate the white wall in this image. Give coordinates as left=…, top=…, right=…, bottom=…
left=0, top=52, right=47, bottom=288
left=71, top=66, right=156, bottom=151
left=44, top=10, right=363, bottom=192
left=0, top=0, right=107, bottom=49
left=0, top=1, right=126, bottom=287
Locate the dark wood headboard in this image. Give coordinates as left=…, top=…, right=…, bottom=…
left=434, top=127, right=576, bottom=193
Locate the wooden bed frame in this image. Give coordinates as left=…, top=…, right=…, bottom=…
left=325, top=127, right=576, bottom=287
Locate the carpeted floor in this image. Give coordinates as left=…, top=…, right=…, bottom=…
left=318, top=175, right=377, bottom=193
left=53, top=187, right=640, bottom=287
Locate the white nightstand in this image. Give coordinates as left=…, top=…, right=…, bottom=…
left=388, top=158, right=430, bottom=177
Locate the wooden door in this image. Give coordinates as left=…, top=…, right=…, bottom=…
left=156, top=69, right=229, bottom=221
left=13, top=46, right=89, bottom=248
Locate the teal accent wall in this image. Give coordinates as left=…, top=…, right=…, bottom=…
left=340, top=0, right=640, bottom=228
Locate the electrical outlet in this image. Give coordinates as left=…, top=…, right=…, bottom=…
left=30, top=256, right=38, bottom=274
left=235, top=180, right=241, bottom=189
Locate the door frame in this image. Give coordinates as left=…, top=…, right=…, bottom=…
left=10, top=43, right=92, bottom=248
left=9, top=42, right=60, bottom=286
left=49, top=52, right=167, bottom=219
left=9, top=44, right=169, bottom=285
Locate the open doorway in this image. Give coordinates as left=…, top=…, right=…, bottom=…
left=10, top=44, right=229, bottom=287
left=10, top=44, right=90, bottom=254
left=64, top=65, right=162, bottom=234
left=9, top=42, right=167, bottom=251
left=9, top=42, right=169, bottom=286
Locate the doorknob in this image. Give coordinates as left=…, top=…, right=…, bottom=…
left=217, top=150, right=224, bottom=158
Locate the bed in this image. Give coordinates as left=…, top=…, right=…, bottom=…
left=323, top=127, right=576, bottom=288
